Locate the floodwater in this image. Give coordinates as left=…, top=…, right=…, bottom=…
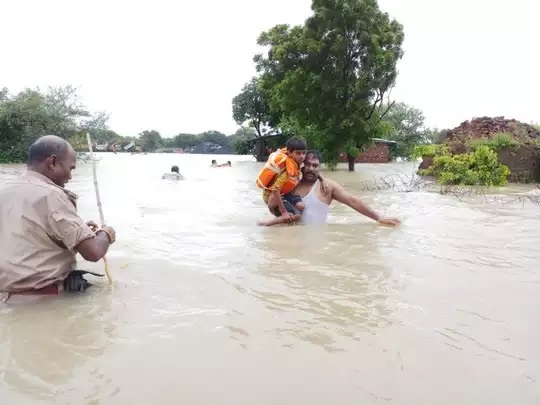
left=0, top=153, right=539, bottom=405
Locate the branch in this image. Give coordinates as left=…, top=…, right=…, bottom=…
left=364, top=90, right=384, bottom=121
left=378, top=100, right=395, bottom=121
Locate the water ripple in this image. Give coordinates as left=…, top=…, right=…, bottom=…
left=1, top=156, right=539, bottom=404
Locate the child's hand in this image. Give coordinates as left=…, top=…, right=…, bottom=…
left=319, top=178, right=331, bottom=196
left=280, top=210, right=292, bottom=219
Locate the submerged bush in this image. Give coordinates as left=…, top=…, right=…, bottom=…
left=420, top=145, right=510, bottom=186
left=410, top=143, right=450, bottom=159
left=467, top=132, right=520, bottom=151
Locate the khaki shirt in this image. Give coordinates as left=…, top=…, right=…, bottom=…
left=0, top=170, right=95, bottom=292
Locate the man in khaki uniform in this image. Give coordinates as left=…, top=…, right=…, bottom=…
left=0, top=135, right=116, bottom=298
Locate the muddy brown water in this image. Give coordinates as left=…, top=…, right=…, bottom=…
left=1, top=153, right=539, bottom=404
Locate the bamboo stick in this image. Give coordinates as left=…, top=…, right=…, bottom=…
left=86, top=133, right=113, bottom=283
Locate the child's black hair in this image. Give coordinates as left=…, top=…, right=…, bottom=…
left=286, top=136, right=307, bottom=152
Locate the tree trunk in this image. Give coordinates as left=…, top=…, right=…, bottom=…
left=255, top=139, right=267, bottom=162
left=347, top=154, right=355, bottom=171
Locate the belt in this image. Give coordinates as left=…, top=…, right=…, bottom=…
left=12, top=283, right=60, bottom=295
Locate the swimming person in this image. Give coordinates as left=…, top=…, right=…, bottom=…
left=211, top=160, right=232, bottom=167
left=162, top=165, right=184, bottom=180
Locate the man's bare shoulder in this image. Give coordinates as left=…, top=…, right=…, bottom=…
left=321, top=178, right=342, bottom=192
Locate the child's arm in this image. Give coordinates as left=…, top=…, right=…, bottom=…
left=271, top=189, right=290, bottom=216
left=268, top=173, right=291, bottom=217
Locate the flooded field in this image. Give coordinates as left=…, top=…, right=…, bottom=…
left=1, top=153, right=539, bottom=404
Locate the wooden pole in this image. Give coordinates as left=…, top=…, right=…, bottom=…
left=86, top=133, right=113, bottom=283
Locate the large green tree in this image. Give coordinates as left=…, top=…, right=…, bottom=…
left=254, top=0, right=404, bottom=170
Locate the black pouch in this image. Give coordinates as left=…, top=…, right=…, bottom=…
left=63, top=270, right=105, bottom=293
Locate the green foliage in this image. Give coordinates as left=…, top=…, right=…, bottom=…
left=232, top=77, right=277, bottom=137
left=421, top=145, right=510, bottom=186
left=467, top=132, right=519, bottom=151
left=139, top=130, right=163, bottom=152
left=253, top=0, right=405, bottom=170
left=0, top=85, right=262, bottom=160
left=0, top=86, right=109, bottom=163
left=411, top=144, right=450, bottom=159
left=171, top=130, right=252, bottom=152
left=345, top=143, right=360, bottom=158
left=231, top=127, right=258, bottom=154
left=377, top=102, right=434, bottom=157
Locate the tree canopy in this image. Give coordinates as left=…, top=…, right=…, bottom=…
left=0, top=85, right=114, bottom=163
left=249, top=0, right=405, bottom=170
left=378, top=102, right=435, bottom=157
left=232, top=77, right=276, bottom=138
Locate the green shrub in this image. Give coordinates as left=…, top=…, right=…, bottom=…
left=410, top=143, right=450, bottom=159
left=467, top=132, right=519, bottom=151
left=420, top=145, right=510, bottom=186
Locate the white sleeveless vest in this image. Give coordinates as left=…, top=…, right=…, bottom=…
left=300, top=181, right=329, bottom=225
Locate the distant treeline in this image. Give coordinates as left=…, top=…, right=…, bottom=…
left=0, top=85, right=257, bottom=163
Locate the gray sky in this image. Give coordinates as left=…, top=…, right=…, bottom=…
left=2, top=0, right=538, bottom=137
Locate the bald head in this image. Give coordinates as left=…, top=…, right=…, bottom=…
left=27, top=135, right=77, bottom=187
left=28, top=135, right=72, bottom=165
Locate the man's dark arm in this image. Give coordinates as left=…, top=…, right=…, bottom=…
left=76, top=231, right=112, bottom=262
left=331, top=182, right=381, bottom=221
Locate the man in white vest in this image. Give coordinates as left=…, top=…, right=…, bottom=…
left=292, top=151, right=400, bottom=226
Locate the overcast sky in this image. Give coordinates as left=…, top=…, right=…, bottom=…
left=1, top=0, right=539, bottom=137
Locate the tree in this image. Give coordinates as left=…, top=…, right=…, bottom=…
left=199, top=130, right=229, bottom=146
left=0, top=85, right=103, bottom=162
left=172, top=133, right=199, bottom=149
left=232, top=76, right=276, bottom=137
left=254, top=0, right=404, bottom=170
left=229, top=126, right=258, bottom=154
left=139, top=130, right=162, bottom=152
left=379, top=102, right=432, bottom=157
left=232, top=126, right=256, bottom=141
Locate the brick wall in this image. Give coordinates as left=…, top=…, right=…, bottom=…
left=338, top=143, right=391, bottom=163
left=418, top=156, right=433, bottom=171
left=498, top=146, right=540, bottom=182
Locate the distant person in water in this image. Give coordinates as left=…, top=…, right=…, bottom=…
left=162, top=165, right=184, bottom=180
left=210, top=159, right=232, bottom=167
left=285, top=150, right=400, bottom=226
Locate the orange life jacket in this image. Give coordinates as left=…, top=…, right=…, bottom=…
left=256, top=148, right=300, bottom=195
